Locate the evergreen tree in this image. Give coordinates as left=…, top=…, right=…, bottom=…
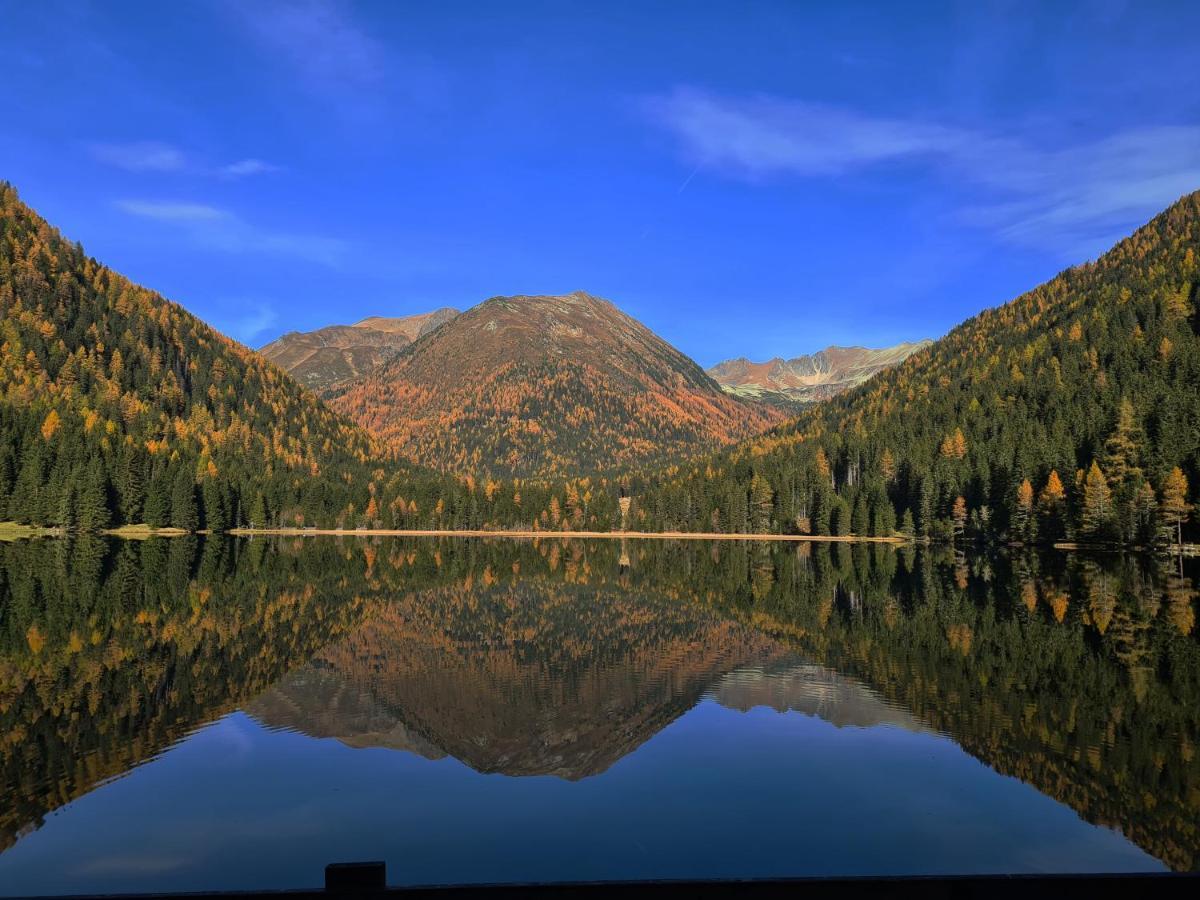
left=170, top=468, right=198, bottom=531
left=143, top=470, right=170, bottom=528
left=55, top=480, right=76, bottom=531
left=201, top=479, right=228, bottom=533
left=831, top=499, right=851, bottom=536
left=851, top=496, right=869, bottom=536
left=117, top=452, right=145, bottom=525
left=77, top=461, right=111, bottom=532
left=748, top=473, right=773, bottom=533
left=248, top=493, right=268, bottom=529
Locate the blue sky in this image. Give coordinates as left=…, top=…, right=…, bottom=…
left=3, top=1, right=1199, bottom=366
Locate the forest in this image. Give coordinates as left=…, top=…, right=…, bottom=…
left=0, top=181, right=1197, bottom=548
left=629, top=191, right=1200, bottom=548
left=0, top=183, right=605, bottom=534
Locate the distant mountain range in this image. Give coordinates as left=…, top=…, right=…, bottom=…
left=259, top=301, right=926, bottom=475
left=325, top=291, right=785, bottom=478
left=259, top=308, right=459, bottom=392
left=707, top=341, right=932, bottom=405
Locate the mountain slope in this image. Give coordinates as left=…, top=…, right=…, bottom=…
left=0, top=182, right=401, bottom=530
left=259, top=308, right=459, bottom=391
left=636, top=192, right=1200, bottom=544
left=329, top=291, right=785, bottom=478
left=708, top=341, right=932, bottom=404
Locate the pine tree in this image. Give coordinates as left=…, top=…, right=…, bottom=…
left=851, top=495, right=869, bottom=535
left=918, top=477, right=935, bottom=537
left=248, top=493, right=267, bottom=528
left=55, top=480, right=76, bottom=530
left=832, top=499, right=851, bottom=536
left=170, top=468, right=198, bottom=531
left=143, top=470, right=170, bottom=528
left=749, top=473, right=773, bottom=533
left=117, top=452, right=144, bottom=525
left=77, top=461, right=111, bottom=532
left=201, top=479, right=228, bottom=533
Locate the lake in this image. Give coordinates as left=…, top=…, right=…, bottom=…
left=0, top=536, right=1196, bottom=894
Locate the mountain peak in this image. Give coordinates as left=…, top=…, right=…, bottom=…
left=260, top=307, right=460, bottom=392
left=329, top=293, right=784, bottom=477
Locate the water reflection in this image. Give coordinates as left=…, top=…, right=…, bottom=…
left=0, top=535, right=1196, bottom=889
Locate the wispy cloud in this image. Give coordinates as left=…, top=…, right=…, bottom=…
left=115, top=200, right=227, bottom=222
left=226, top=0, right=384, bottom=102
left=645, top=87, right=1200, bottom=255
left=91, top=141, right=187, bottom=173
left=218, top=158, right=281, bottom=178
left=116, top=199, right=346, bottom=266
left=91, top=142, right=281, bottom=179
left=208, top=299, right=280, bottom=345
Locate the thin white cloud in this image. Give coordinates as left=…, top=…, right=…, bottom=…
left=219, top=158, right=282, bottom=178
left=91, top=142, right=281, bottom=179
left=209, top=299, right=280, bottom=345
left=645, top=88, right=969, bottom=178
left=645, top=87, right=1200, bottom=255
left=116, top=200, right=228, bottom=222
left=116, top=199, right=346, bottom=266
left=226, top=0, right=384, bottom=98
left=91, top=141, right=187, bottom=173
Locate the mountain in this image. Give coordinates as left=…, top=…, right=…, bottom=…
left=634, top=191, right=1200, bottom=545
left=259, top=308, right=459, bottom=392
left=708, top=341, right=932, bottom=405
left=328, top=290, right=785, bottom=478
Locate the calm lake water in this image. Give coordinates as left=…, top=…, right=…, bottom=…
left=0, top=536, right=1196, bottom=894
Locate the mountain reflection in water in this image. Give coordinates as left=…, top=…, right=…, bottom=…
left=0, top=536, right=1196, bottom=894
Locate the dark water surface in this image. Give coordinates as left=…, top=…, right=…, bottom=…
left=0, top=537, right=1196, bottom=894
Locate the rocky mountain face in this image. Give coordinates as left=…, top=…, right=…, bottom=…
left=708, top=341, right=932, bottom=405
left=328, top=291, right=785, bottom=477
left=259, top=308, right=459, bottom=392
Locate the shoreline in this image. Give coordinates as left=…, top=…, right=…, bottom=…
left=225, top=527, right=909, bottom=544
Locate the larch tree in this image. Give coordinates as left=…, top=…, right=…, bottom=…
left=1160, top=467, right=1193, bottom=548
left=1081, top=461, right=1113, bottom=540
left=1039, top=470, right=1067, bottom=540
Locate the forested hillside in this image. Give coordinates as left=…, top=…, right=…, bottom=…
left=633, top=192, right=1200, bottom=546
left=0, top=183, right=478, bottom=532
